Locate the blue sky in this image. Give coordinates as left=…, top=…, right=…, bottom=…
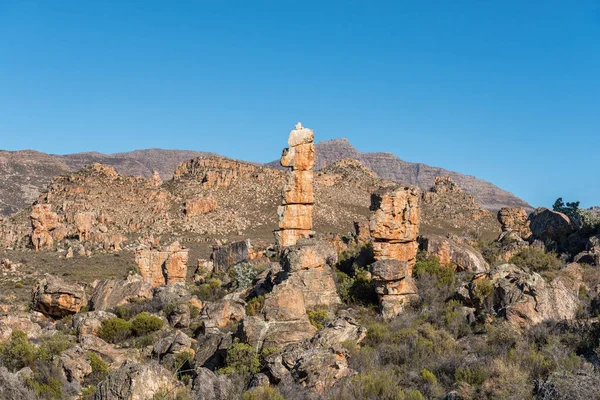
left=1, top=1, right=598, bottom=208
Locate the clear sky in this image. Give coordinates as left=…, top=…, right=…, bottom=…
left=1, top=1, right=598, bottom=208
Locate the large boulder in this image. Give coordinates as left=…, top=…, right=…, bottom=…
left=0, top=314, right=42, bottom=341
left=134, top=241, right=189, bottom=288
left=456, top=264, right=580, bottom=329
left=90, top=275, right=153, bottom=311
left=31, top=274, right=87, bottom=318
left=95, top=361, right=179, bottom=400
left=72, top=311, right=117, bottom=337
left=529, top=208, right=576, bottom=247
left=191, top=367, right=234, bottom=400
left=420, top=235, right=489, bottom=273
left=56, top=346, right=92, bottom=384
left=201, top=293, right=246, bottom=329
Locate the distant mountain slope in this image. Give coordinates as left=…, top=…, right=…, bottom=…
left=0, top=138, right=530, bottom=216
left=268, top=138, right=531, bottom=211
left=0, top=149, right=213, bottom=216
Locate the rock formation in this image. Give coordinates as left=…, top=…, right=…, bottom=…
left=30, top=204, right=59, bottom=251
left=275, top=123, right=315, bottom=247
left=185, top=196, right=217, bottom=216
left=498, top=207, right=532, bottom=240
left=529, top=207, right=576, bottom=247
left=456, top=264, right=580, bottom=329
left=31, top=274, right=87, bottom=318
left=210, top=239, right=265, bottom=272
left=134, top=241, right=189, bottom=288
left=420, top=234, right=489, bottom=273
left=241, top=239, right=341, bottom=350
left=90, top=275, right=154, bottom=311
left=369, top=186, right=421, bottom=318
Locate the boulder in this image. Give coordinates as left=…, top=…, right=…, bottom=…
left=152, top=330, right=195, bottom=360
left=95, top=361, right=179, bottom=400
left=31, top=274, right=87, bottom=318
left=134, top=241, right=189, bottom=288
left=0, top=314, right=42, bottom=341
left=529, top=208, right=576, bottom=246
left=420, top=235, right=489, bottom=273
left=56, top=346, right=92, bottom=384
left=191, top=367, right=234, bottom=400
left=457, top=264, right=580, bottom=329
left=72, top=311, right=117, bottom=337
left=90, top=275, right=153, bottom=311
left=185, top=196, right=217, bottom=216
left=210, top=239, right=252, bottom=272
left=201, top=293, right=246, bottom=329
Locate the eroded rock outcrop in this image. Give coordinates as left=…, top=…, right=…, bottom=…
left=210, top=239, right=265, bottom=272
left=30, top=204, right=59, bottom=251
left=31, top=274, right=87, bottom=318
left=95, top=361, right=179, bottom=400
left=498, top=207, right=532, bottom=240
left=420, top=234, right=489, bottom=273
left=134, top=241, right=189, bottom=288
left=241, top=239, right=341, bottom=350
left=275, top=123, right=315, bottom=247
left=369, top=186, right=421, bottom=318
left=90, top=275, right=153, bottom=311
left=529, top=208, right=576, bottom=248
left=456, top=264, right=580, bottom=329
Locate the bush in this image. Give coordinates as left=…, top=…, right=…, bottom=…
left=0, top=330, right=37, bottom=371
left=98, top=317, right=132, bottom=343
left=245, top=296, right=264, bottom=316
left=242, top=385, right=285, bottom=400
left=233, top=262, right=257, bottom=289
left=193, top=278, right=225, bottom=301
left=413, top=253, right=455, bottom=287
left=455, top=365, right=488, bottom=386
left=130, top=312, right=164, bottom=336
left=307, top=308, right=329, bottom=330
left=219, top=339, right=260, bottom=380
left=335, top=268, right=378, bottom=306
left=332, top=369, right=407, bottom=400
left=509, top=248, right=563, bottom=273
left=86, top=353, right=108, bottom=386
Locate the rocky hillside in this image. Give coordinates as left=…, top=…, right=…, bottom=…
left=1, top=139, right=529, bottom=217
left=270, top=138, right=531, bottom=212
left=0, top=149, right=213, bottom=216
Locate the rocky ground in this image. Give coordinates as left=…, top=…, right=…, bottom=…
left=0, top=146, right=598, bottom=400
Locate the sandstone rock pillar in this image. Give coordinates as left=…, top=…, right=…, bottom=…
left=368, top=186, right=421, bottom=318
left=275, top=123, right=315, bottom=247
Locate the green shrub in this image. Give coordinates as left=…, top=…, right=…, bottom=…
left=86, top=352, right=109, bottom=386
left=420, top=369, right=437, bottom=385
left=344, top=369, right=406, bottom=399
left=245, top=296, right=264, bottom=316
left=219, top=339, right=260, bottom=379
left=335, top=268, right=378, bottom=306
left=509, top=248, right=563, bottom=272
left=455, top=365, right=488, bottom=386
left=130, top=312, right=164, bottom=336
left=38, top=332, right=73, bottom=361
left=242, top=385, right=285, bottom=400
left=413, top=253, right=455, bottom=287
left=307, top=308, right=329, bottom=330
left=98, top=317, right=132, bottom=343
left=193, top=278, right=225, bottom=301
left=0, top=330, right=37, bottom=371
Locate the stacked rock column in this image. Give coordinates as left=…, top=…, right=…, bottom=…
left=369, top=186, right=421, bottom=318
left=275, top=123, right=315, bottom=247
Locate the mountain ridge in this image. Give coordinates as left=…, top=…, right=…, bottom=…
left=0, top=139, right=530, bottom=216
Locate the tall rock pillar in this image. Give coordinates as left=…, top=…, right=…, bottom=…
left=275, top=123, right=315, bottom=247
left=369, top=186, right=421, bottom=318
